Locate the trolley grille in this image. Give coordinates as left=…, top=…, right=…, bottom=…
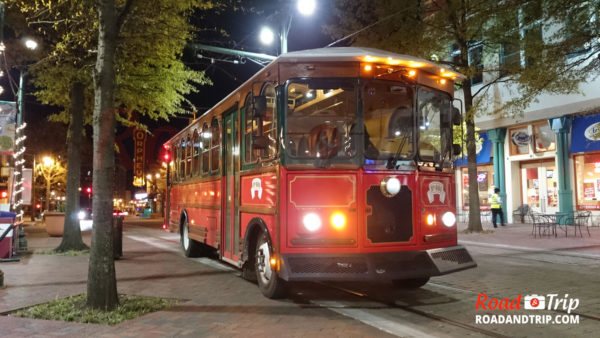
left=366, top=185, right=413, bottom=243
left=288, top=257, right=368, bottom=274
left=431, top=248, right=472, bottom=264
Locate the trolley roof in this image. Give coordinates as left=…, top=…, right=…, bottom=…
left=166, top=47, right=464, bottom=144
left=279, top=47, right=465, bottom=80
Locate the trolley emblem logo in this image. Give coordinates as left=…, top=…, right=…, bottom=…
left=427, top=181, right=445, bottom=203
left=251, top=178, right=263, bottom=199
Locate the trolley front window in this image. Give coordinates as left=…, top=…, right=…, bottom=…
left=362, top=82, right=414, bottom=160
left=285, top=79, right=357, bottom=160
left=417, top=87, right=452, bottom=164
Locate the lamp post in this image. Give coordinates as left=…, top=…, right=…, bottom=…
left=259, top=0, right=316, bottom=54
left=13, top=38, right=38, bottom=223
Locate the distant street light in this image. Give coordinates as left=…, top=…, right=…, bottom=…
left=259, top=0, right=316, bottom=54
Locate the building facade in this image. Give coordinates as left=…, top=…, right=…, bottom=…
left=455, top=77, right=600, bottom=223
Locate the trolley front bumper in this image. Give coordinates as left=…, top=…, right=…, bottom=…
left=277, top=245, right=476, bottom=282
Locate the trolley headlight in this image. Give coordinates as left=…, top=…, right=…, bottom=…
left=78, top=211, right=86, bottom=220
left=441, top=212, right=456, bottom=227
left=380, top=176, right=401, bottom=197
left=303, top=213, right=321, bottom=232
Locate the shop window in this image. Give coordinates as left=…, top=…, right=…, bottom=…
left=509, top=127, right=530, bottom=155
left=211, top=118, right=220, bottom=172
left=533, top=123, right=556, bottom=153
left=193, top=130, right=200, bottom=176
left=460, top=165, right=495, bottom=210
left=468, top=43, right=483, bottom=86
left=201, top=122, right=210, bottom=174
left=574, top=153, right=600, bottom=210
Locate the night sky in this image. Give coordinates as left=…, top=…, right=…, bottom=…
left=1, top=1, right=339, bottom=196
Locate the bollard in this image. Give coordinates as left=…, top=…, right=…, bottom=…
left=113, top=216, right=123, bottom=259
left=18, top=226, right=28, bottom=253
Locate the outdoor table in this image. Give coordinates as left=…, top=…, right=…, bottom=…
left=538, top=212, right=569, bottom=237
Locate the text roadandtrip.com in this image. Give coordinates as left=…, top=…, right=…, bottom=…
left=474, top=293, right=580, bottom=325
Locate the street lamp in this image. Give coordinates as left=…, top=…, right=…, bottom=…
left=13, top=38, right=38, bottom=222
left=259, top=0, right=316, bottom=54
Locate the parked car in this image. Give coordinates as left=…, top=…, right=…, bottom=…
left=78, top=208, right=92, bottom=220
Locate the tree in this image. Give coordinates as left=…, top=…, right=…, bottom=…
left=327, top=0, right=600, bottom=231
left=9, top=0, right=216, bottom=309
left=35, top=156, right=66, bottom=212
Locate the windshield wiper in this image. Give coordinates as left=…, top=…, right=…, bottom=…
left=386, top=134, right=410, bottom=169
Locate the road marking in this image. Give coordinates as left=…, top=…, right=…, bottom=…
left=127, top=235, right=180, bottom=253
left=428, top=282, right=476, bottom=294
left=312, top=300, right=435, bottom=338
left=126, top=235, right=234, bottom=271
left=192, top=258, right=235, bottom=271
left=459, top=240, right=600, bottom=259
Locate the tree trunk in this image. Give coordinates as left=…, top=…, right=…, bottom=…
left=56, top=81, right=88, bottom=252
left=45, top=180, right=51, bottom=212
left=87, top=0, right=119, bottom=311
left=463, top=82, right=483, bottom=232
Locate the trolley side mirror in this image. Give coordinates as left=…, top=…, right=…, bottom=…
left=452, top=107, right=462, bottom=126
left=452, top=144, right=462, bottom=156
left=252, top=135, right=268, bottom=150
left=252, top=96, right=267, bottom=118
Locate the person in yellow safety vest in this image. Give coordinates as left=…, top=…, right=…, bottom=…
left=490, top=187, right=505, bottom=228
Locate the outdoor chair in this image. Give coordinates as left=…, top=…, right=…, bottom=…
left=564, top=211, right=591, bottom=237
left=512, top=204, right=531, bottom=223
left=530, top=212, right=554, bottom=238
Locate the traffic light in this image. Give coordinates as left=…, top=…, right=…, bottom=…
left=86, top=187, right=92, bottom=194
left=0, top=191, right=7, bottom=199
left=163, top=152, right=170, bottom=162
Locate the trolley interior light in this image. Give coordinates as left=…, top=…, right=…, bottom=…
left=303, top=213, right=321, bottom=232
left=408, top=69, right=417, bottom=77
left=364, top=64, right=372, bottom=71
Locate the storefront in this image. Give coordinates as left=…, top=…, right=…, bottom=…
left=571, top=113, right=600, bottom=210
left=455, top=134, right=494, bottom=210
left=506, top=122, right=558, bottom=215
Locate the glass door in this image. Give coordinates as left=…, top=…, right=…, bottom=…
left=521, top=161, right=558, bottom=214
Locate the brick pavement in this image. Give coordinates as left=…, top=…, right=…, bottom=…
left=0, top=217, right=598, bottom=337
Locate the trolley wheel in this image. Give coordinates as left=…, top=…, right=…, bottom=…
left=181, top=219, right=203, bottom=257
left=255, top=231, right=286, bottom=298
left=392, top=277, right=430, bottom=289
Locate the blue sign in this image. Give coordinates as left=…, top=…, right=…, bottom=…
left=572, top=114, right=600, bottom=153
left=454, top=133, right=492, bottom=166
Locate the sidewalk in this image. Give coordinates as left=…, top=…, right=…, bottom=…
left=457, top=220, right=600, bottom=257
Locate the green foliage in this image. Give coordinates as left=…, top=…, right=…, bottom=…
left=13, top=294, right=178, bottom=325
left=327, top=0, right=600, bottom=115
left=7, top=0, right=215, bottom=125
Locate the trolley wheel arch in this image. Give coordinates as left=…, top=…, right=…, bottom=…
left=179, top=210, right=203, bottom=257
left=241, top=217, right=270, bottom=281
